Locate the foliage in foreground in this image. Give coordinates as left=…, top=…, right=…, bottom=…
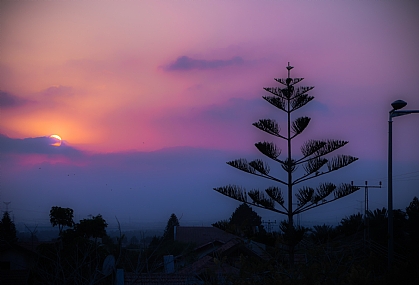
left=18, top=197, right=419, bottom=284
left=33, top=207, right=113, bottom=284
left=206, top=197, right=419, bottom=285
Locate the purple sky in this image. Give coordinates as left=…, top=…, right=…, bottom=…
left=1, top=0, right=418, bottom=231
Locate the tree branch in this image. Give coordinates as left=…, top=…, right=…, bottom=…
left=252, top=119, right=286, bottom=139
left=294, top=183, right=360, bottom=214
left=226, top=159, right=287, bottom=185
left=274, top=77, right=305, bottom=86
left=290, top=116, right=311, bottom=139
left=290, top=93, right=314, bottom=111
left=254, top=141, right=283, bottom=161
left=213, top=185, right=288, bottom=215
left=262, top=95, right=288, bottom=113
left=265, top=186, right=288, bottom=212
left=293, top=156, right=358, bottom=185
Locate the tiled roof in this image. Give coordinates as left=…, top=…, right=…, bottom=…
left=172, top=226, right=271, bottom=280
left=178, top=238, right=242, bottom=275
left=124, top=273, right=191, bottom=285
left=244, top=240, right=271, bottom=261
left=174, top=226, right=236, bottom=247
left=0, top=270, right=30, bottom=285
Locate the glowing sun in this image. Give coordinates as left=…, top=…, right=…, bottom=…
left=50, top=134, right=62, bottom=147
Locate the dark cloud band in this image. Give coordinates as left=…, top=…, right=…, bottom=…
left=0, top=91, right=30, bottom=109
left=0, top=134, right=82, bottom=157
left=166, top=56, right=244, bottom=71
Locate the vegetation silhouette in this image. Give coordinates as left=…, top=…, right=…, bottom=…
left=2, top=198, right=418, bottom=284
left=0, top=211, right=18, bottom=245
left=163, top=213, right=180, bottom=241
left=33, top=207, right=114, bottom=284
left=213, top=203, right=265, bottom=238
left=211, top=197, right=419, bottom=284
left=49, top=206, right=74, bottom=236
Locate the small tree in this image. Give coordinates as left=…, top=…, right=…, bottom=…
left=406, top=196, right=419, bottom=222
left=213, top=203, right=265, bottom=238
left=75, top=214, right=108, bottom=239
left=406, top=196, right=419, bottom=239
left=36, top=212, right=111, bottom=284
left=163, top=213, right=179, bottom=241
left=214, top=63, right=359, bottom=262
left=49, top=206, right=74, bottom=235
left=0, top=211, right=18, bottom=244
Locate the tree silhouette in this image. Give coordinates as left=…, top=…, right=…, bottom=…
left=36, top=212, right=111, bottom=284
left=366, top=207, right=387, bottom=243
left=406, top=196, right=419, bottom=242
left=406, top=196, right=419, bottom=221
left=0, top=211, right=17, bottom=244
left=337, top=213, right=364, bottom=236
left=213, top=203, right=264, bottom=238
left=163, top=213, right=179, bottom=241
left=49, top=206, right=74, bottom=235
left=75, top=214, right=108, bottom=239
left=214, top=63, right=359, bottom=262
left=230, top=203, right=264, bottom=236
left=310, top=224, right=337, bottom=244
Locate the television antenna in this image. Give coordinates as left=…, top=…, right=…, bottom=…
left=3, top=201, right=11, bottom=214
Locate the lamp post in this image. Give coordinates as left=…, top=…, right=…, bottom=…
left=388, top=100, right=419, bottom=270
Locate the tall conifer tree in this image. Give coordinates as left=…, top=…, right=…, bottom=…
left=214, top=63, right=359, bottom=261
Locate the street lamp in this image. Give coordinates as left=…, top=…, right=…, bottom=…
left=388, top=99, right=419, bottom=270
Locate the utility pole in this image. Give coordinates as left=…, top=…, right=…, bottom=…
left=351, top=181, right=382, bottom=244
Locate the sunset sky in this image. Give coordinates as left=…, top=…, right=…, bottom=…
left=1, top=0, right=418, bottom=231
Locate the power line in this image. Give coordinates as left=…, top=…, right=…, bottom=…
left=391, top=170, right=419, bottom=178
left=368, top=170, right=419, bottom=183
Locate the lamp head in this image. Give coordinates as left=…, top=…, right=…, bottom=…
left=391, top=100, right=407, bottom=111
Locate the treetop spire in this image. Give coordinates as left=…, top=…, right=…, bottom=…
left=286, top=62, right=294, bottom=78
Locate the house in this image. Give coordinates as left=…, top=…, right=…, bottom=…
left=0, top=242, right=38, bottom=285
left=124, top=226, right=271, bottom=285
left=176, top=227, right=270, bottom=278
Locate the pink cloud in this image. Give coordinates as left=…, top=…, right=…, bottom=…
left=41, top=85, right=74, bottom=97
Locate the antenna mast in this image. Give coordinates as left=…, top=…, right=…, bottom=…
left=3, top=201, right=11, bottom=213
